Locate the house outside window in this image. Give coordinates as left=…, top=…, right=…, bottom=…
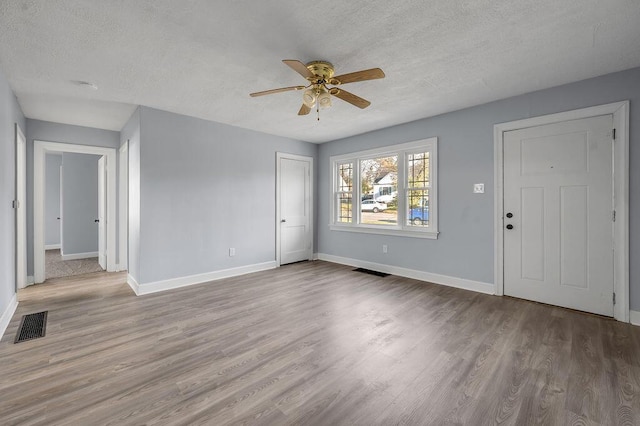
left=330, top=138, right=438, bottom=239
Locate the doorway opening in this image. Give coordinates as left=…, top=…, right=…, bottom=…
left=34, top=141, right=117, bottom=284
left=43, top=152, right=106, bottom=280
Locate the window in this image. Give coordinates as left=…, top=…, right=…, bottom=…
left=330, top=138, right=438, bottom=238
left=336, top=162, right=353, bottom=223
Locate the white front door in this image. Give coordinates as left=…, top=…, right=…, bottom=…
left=503, top=114, right=614, bottom=316
left=97, top=156, right=106, bottom=270
left=15, top=125, right=27, bottom=289
left=279, top=156, right=312, bottom=265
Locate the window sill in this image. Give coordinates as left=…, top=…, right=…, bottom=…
left=329, top=224, right=439, bottom=239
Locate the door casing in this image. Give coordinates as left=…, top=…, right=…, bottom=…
left=34, top=140, right=117, bottom=283
left=494, top=101, right=629, bottom=322
left=276, top=152, right=314, bottom=266
left=98, top=156, right=107, bottom=270
left=15, top=124, right=27, bottom=290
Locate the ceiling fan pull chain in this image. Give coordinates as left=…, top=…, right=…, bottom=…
left=317, top=105, right=320, bottom=121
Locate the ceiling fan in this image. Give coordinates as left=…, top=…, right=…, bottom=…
left=250, top=60, right=385, bottom=117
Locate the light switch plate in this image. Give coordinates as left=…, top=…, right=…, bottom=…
left=473, top=183, right=485, bottom=194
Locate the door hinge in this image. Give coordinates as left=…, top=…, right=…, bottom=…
left=12, top=200, right=19, bottom=209
left=612, top=128, right=616, bottom=140
left=613, top=292, right=616, bottom=305
left=613, top=210, right=616, bottom=222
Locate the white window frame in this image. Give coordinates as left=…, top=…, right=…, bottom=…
left=330, top=138, right=438, bottom=239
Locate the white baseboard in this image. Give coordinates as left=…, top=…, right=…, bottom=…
left=127, top=274, right=140, bottom=295
left=45, top=244, right=60, bottom=250
left=312, top=253, right=319, bottom=261
left=130, top=261, right=278, bottom=296
left=316, top=253, right=495, bottom=295
left=0, top=293, right=18, bottom=340
left=630, top=310, right=640, bottom=326
left=61, top=251, right=99, bottom=261
left=27, top=276, right=34, bottom=285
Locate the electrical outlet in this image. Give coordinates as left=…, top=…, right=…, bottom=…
left=473, top=183, right=485, bottom=194
left=382, top=244, right=388, bottom=253
left=229, top=248, right=235, bottom=257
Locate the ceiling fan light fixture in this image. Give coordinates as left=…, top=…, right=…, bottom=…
left=302, top=88, right=316, bottom=108
left=317, top=90, right=332, bottom=109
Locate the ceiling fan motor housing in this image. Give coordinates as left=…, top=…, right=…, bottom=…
left=305, top=61, right=334, bottom=81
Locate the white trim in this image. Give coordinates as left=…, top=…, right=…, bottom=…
left=317, top=253, right=494, bottom=295
left=127, top=274, right=140, bottom=295
left=630, top=310, right=640, bottom=327
left=15, top=124, right=27, bottom=290
left=0, top=294, right=18, bottom=340
left=34, top=141, right=117, bottom=283
left=45, top=244, right=61, bottom=250
left=493, top=101, right=629, bottom=322
left=27, top=276, right=34, bottom=285
left=118, top=141, right=128, bottom=271
left=329, top=224, right=438, bottom=239
left=61, top=251, right=99, bottom=261
left=131, top=261, right=277, bottom=295
left=276, top=152, right=314, bottom=267
left=312, top=253, right=319, bottom=261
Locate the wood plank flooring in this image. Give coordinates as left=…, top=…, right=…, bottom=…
left=1, top=261, right=639, bottom=425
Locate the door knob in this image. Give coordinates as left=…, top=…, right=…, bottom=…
left=506, top=224, right=513, bottom=230
left=506, top=212, right=513, bottom=218
left=281, top=219, right=286, bottom=223
left=94, top=219, right=100, bottom=223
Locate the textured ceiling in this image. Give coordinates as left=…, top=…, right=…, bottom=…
left=0, top=0, right=639, bottom=143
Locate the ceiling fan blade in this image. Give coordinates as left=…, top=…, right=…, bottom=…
left=250, top=86, right=305, bottom=97
left=298, top=104, right=311, bottom=115
left=331, top=68, right=385, bottom=85
left=283, top=60, right=314, bottom=79
left=330, top=88, right=371, bottom=109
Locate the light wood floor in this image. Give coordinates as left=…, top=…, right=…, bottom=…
left=1, top=261, right=639, bottom=425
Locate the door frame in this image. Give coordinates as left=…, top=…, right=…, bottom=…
left=34, top=140, right=117, bottom=283
left=275, top=152, right=314, bottom=267
left=15, top=124, right=27, bottom=290
left=494, top=101, right=629, bottom=322
left=97, top=156, right=107, bottom=269
left=118, top=141, right=128, bottom=271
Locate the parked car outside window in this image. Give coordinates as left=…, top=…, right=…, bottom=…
left=361, top=200, right=387, bottom=213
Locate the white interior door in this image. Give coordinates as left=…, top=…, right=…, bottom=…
left=279, top=156, right=312, bottom=265
left=15, top=125, right=27, bottom=290
left=503, top=114, right=614, bottom=316
left=97, top=156, right=106, bottom=270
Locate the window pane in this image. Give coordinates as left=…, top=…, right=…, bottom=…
left=338, top=163, right=353, bottom=191
left=361, top=156, right=397, bottom=225
left=407, top=152, right=429, bottom=188
left=337, top=193, right=352, bottom=223
left=407, top=189, right=429, bottom=227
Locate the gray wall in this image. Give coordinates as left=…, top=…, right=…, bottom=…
left=45, top=154, right=62, bottom=246
left=25, top=119, right=119, bottom=274
left=134, top=106, right=317, bottom=284
left=61, top=153, right=100, bottom=256
left=318, top=66, right=640, bottom=311
left=0, top=69, right=25, bottom=319
left=121, top=108, right=140, bottom=279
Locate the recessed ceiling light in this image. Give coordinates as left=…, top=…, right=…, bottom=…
left=72, top=80, right=98, bottom=90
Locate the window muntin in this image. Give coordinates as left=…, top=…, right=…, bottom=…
left=406, top=151, right=430, bottom=227
left=330, top=138, right=438, bottom=238
left=336, top=162, right=353, bottom=223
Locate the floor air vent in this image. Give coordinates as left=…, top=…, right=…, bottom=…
left=353, top=268, right=390, bottom=277
left=14, top=311, right=48, bottom=343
